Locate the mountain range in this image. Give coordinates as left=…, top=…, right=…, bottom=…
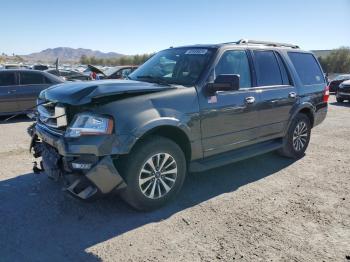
left=21, top=47, right=124, bottom=63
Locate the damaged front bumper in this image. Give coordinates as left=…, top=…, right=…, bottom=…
left=29, top=123, right=127, bottom=200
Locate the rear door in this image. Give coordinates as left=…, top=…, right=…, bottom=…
left=0, top=71, right=19, bottom=114
left=251, top=50, right=297, bottom=139
left=17, top=71, right=51, bottom=110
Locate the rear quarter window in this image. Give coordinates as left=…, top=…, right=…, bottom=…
left=288, top=52, right=325, bottom=85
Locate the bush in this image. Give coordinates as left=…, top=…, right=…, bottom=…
left=80, top=53, right=154, bottom=66
left=318, top=47, right=350, bottom=73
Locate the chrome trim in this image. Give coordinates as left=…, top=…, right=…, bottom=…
left=37, top=105, right=52, bottom=119
left=37, top=102, right=67, bottom=129
left=245, top=96, right=255, bottom=104
left=55, top=106, right=67, bottom=127
left=288, top=92, right=297, bottom=98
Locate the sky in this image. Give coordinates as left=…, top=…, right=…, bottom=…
left=1, top=0, right=349, bottom=55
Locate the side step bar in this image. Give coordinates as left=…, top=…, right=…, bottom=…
left=189, top=139, right=283, bottom=172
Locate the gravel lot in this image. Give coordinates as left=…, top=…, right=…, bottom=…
left=0, top=96, right=349, bottom=262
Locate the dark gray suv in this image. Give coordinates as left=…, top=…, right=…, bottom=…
left=29, top=40, right=328, bottom=210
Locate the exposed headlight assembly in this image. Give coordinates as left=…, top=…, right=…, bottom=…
left=339, top=83, right=344, bottom=88
left=65, top=113, right=114, bottom=137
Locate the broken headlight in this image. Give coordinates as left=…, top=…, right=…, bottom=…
left=65, top=113, right=114, bottom=138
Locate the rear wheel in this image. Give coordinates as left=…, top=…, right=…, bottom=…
left=278, top=113, right=311, bottom=158
left=119, top=136, right=186, bottom=211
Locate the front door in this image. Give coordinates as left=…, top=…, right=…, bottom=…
left=199, top=49, right=261, bottom=157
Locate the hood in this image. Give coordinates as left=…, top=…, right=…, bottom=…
left=341, top=79, right=350, bottom=86
left=40, top=80, right=176, bottom=105
left=87, top=64, right=106, bottom=76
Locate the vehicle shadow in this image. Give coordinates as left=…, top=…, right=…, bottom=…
left=329, top=101, right=350, bottom=107
left=0, top=152, right=296, bottom=261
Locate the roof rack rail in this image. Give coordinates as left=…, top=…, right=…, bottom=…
left=235, top=39, right=300, bottom=49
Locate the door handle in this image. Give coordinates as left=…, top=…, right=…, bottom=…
left=245, top=96, right=255, bottom=104
left=289, top=92, right=297, bottom=98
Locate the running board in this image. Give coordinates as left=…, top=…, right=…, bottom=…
left=189, top=139, right=283, bottom=172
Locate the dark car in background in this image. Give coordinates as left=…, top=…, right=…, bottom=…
left=88, top=65, right=137, bottom=79
left=328, top=74, right=350, bottom=92
left=3, top=64, right=25, bottom=69
left=32, top=64, right=49, bottom=71
left=335, top=79, right=350, bottom=102
left=0, top=69, right=63, bottom=115
left=46, top=69, right=90, bottom=81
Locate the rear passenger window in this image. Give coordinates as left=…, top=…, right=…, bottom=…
left=20, top=72, right=44, bottom=85
left=254, top=50, right=283, bottom=86
left=0, top=72, right=16, bottom=86
left=215, top=50, right=251, bottom=88
left=288, top=52, right=324, bottom=85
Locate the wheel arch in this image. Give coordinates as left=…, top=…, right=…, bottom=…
left=285, top=103, right=315, bottom=136
left=131, top=120, right=193, bottom=162
left=298, top=107, right=315, bottom=127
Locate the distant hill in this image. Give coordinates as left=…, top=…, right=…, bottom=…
left=21, top=47, right=124, bottom=63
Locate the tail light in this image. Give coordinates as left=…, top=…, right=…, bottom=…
left=323, top=85, right=330, bottom=102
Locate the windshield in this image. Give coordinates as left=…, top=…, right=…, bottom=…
left=129, top=48, right=214, bottom=86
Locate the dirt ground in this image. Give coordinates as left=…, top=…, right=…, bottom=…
left=0, top=96, right=349, bottom=262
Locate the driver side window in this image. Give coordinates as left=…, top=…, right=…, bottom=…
left=215, top=50, right=252, bottom=88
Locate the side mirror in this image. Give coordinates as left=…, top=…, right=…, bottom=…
left=207, top=74, right=240, bottom=95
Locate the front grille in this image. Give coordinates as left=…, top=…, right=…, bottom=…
left=37, top=101, right=68, bottom=133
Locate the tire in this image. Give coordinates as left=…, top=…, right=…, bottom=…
left=336, top=92, right=344, bottom=103
left=119, top=136, right=186, bottom=211
left=278, top=113, right=311, bottom=159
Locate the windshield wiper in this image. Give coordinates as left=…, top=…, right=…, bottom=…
left=136, top=75, right=170, bottom=86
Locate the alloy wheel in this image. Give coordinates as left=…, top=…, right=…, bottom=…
left=138, top=153, right=178, bottom=199
left=292, top=121, right=308, bottom=151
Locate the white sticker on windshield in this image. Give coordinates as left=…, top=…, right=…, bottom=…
left=185, top=49, right=208, bottom=55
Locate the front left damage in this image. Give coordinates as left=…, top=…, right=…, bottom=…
left=26, top=80, right=186, bottom=201
left=28, top=122, right=127, bottom=200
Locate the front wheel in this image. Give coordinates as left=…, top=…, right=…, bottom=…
left=119, top=136, right=186, bottom=211
left=278, top=113, right=311, bottom=158
left=336, top=92, right=344, bottom=103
